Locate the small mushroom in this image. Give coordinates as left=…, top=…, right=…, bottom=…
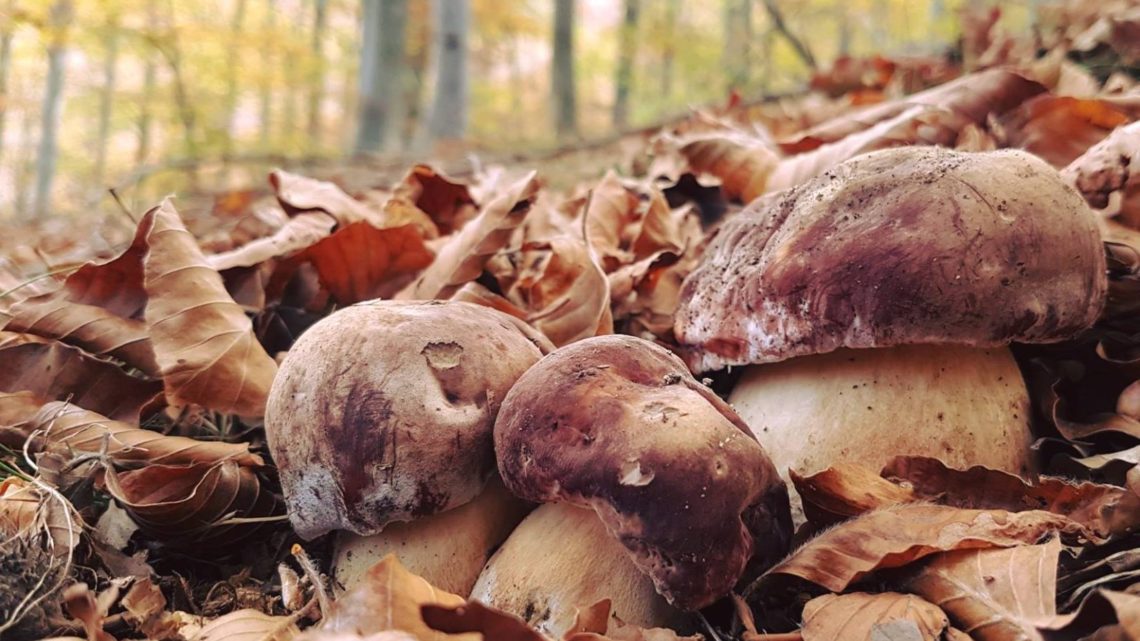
left=472, top=335, right=792, bottom=636
left=266, top=300, right=549, bottom=594
left=674, top=147, right=1108, bottom=513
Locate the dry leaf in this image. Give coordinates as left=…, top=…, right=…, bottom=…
left=399, top=171, right=539, bottom=300
left=320, top=554, right=472, bottom=641
left=191, top=608, right=299, bottom=641
left=758, top=504, right=1089, bottom=593
left=1044, top=590, right=1140, bottom=640
left=999, top=96, right=1131, bottom=168
left=2, top=400, right=262, bottom=468
left=0, top=342, right=161, bottom=421
left=673, top=130, right=779, bottom=203
left=207, top=213, right=337, bottom=272
left=290, top=222, right=433, bottom=305
left=270, top=170, right=378, bottom=226
left=419, top=601, right=543, bottom=641
left=508, top=235, right=613, bottom=346
left=791, top=463, right=917, bottom=527
left=583, top=171, right=641, bottom=271
left=906, top=539, right=1062, bottom=641
left=101, top=460, right=280, bottom=546
left=62, top=583, right=117, bottom=641
left=121, top=577, right=179, bottom=640
left=800, top=592, right=950, bottom=641
left=393, top=164, right=477, bottom=234
left=143, top=199, right=278, bottom=416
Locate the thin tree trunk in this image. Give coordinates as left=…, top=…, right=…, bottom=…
left=724, top=0, right=753, bottom=91
left=259, top=0, right=275, bottom=149
left=761, top=0, right=816, bottom=70
left=837, top=3, right=851, bottom=56
left=424, top=0, right=468, bottom=142
left=34, top=0, right=73, bottom=219
left=93, top=15, right=120, bottom=187
left=0, top=16, right=13, bottom=168
left=306, top=0, right=328, bottom=144
left=612, top=0, right=639, bottom=129
left=355, top=0, right=408, bottom=154
left=16, top=104, right=35, bottom=215
left=659, top=0, right=678, bottom=100
left=222, top=0, right=248, bottom=159
left=552, top=0, right=576, bottom=138
left=282, top=4, right=303, bottom=150
left=136, top=0, right=158, bottom=164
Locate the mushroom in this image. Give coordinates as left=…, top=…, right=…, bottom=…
left=472, top=334, right=792, bottom=636
left=265, top=300, right=550, bottom=595
left=674, top=147, right=1108, bottom=508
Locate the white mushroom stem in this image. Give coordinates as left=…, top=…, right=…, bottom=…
left=469, top=502, right=683, bottom=638
left=333, top=478, right=532, bottom=597
left=728, top=344, right=1035, bottom=519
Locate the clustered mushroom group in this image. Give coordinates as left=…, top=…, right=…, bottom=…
left=265, top=146, right=1108, bottom=635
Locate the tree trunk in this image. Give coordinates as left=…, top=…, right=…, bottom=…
left=0, top=16, right=13, bottom=168
left=724, top=0, right=753, bottom=92
left=136, top=0, right=158, bottom=164
left=424, top=0, right=468, bottom=143
left=93, top=15, right=121, bottom=187
left=837, top=3, right=851, bottom=57
left=222, top=0, right=248, bottom=159
left=355, top=0, right=409, bottom=154
left=659, top=0, right=678, bottom=100
left=259, top=0, right=276, bottom=149
left=612, top=0, right=639, bottom=129
left=761, top=0, right=816, bottom=70
left=282, top=4, right=303, bottom=150
left=552, top=0, right=576, bottom=138
left=34, top=0, right=73, bottom=219
left=306, top=0, right=328, bottom=144
left=15, top=105, right=35, bottom=215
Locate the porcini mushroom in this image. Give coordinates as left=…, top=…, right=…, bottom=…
left=674, top=147, right=1107, bottom=506
left=472, top=334, right=792, bottom=636
left=265, top=300, right=549, bottom=595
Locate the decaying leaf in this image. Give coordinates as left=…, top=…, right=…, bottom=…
left=800, top=592, right=951, bottom=641
left=191, top=608, right=300, bottom=641
left=207, top=213, right=337, bottom=272
left=672, top=129, right=779, bottom=203
left=143, top=200, right=279, bottom=416
left=270, top=170, right=379, bottom=226
left=393, top=164, right=477, bottom=234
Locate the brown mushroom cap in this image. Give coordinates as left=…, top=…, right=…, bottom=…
left=266, top=300, right=548, bottom=540
left=675, top=147, right=1108, bottom=372
left=493, top=334, right=792, bottom=610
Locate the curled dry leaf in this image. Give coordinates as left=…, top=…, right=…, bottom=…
left=319, top=554, right=469, bottom=641
left=999, top=96, right=1132, bottom=168
left=393, top=164, right=477, bottom=234
left=508, top=235, right=613, bottom=347
left=583, top=171, right=643, bottom=271
left=790, top=463, right=917, bottom=527
left=672, top=129, right=779, bottom=203
left=206, top=213, right=337, bottom=272
left=0, top=342, right=161, bottom=421
left=399, top=171, right=539, bottom=300
left=1, top=400, right=262, bottom=468
left=270, top=170, right=379, bottom=226
left=143, top=200, right=279, bottom=416
left=121, top=577, right=180, bottom=640
left=905, top=539, right=1063, bottom=641
left=756, top=504, right=1090, bottom=594
left=191, top=608, right=300, bottom=641
left=799, top=592, right=950, bottom=641
left=101, top=460, right=280, bottom=546
left=1044, top=590, right=1140, bottom=640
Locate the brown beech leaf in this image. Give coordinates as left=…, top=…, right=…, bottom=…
left=394, top=164, right=477, bottom=234
left=206, top=212, right=337, bottom=272
left=101, top=460, right=280, bottom=546
left=62, top=208, right=155, bottom=319
left=583, top=171, right=641, bottom=271
left=290, top=222, right=433, bottom=305
left=320, top=554, right=471, bottom=641
left=2, top=295, right=158, bottom=375
left=143, top=200, right=278, bottom=416
left=999, top=96, right=1131, bottom=168
left=0, top=342, right=161, bottom=421
left=799, top=592, right=951, bottom=641
left=1, top=400, right=262, bottom=467
left=906, top=539, right=1063, bottom=641
left=791, top=463, right=917, bottom=527
left=399, top=171, right=539, bottom=300
left=191, top=608, right=300, bottom=641
left=673, top=130, right=780, bottom=203
left=420, top=601, right=540, bottom=641
left=757, top=504, right=1090, bottom=593
left=630, top=193, right=700, bottom=260
left=270, top=169, right=378, bottom=225
left=1044, top=590, right=1140, bottom=640
left=508, top=235, right=613, bottom=347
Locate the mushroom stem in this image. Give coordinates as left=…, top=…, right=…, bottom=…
left=469, top=502, right=683, bottom=638
left=333, top=477, right=532, bottom=596
left=728, top=344, right=1035, bottom=519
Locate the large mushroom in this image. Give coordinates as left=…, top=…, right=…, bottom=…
left=472, top=334, right=792, bottom=636
left=674, top=147, right=1107, bottom=506
left=265, top=300, right=549, bottom=594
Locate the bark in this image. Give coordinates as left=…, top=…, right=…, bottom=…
left=424, top=0, right=469, bottom=142
left=306, top=0, right=328, bottom=143
left=761, top=0, right=816, bottom=70
left=612, top=0, right=639, bottom=129
left=34, top=0, right=74, bottom=219
left=552, top=0, right=577, bottom=138
left=93, top=16, right=121, bottom=186
left=355, top=0, right=409, bottom=153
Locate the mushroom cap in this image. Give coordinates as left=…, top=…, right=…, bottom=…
left=266, top=300, right=548, bottom=540
left=493, top=334, right=792, bottom=610
left=674, top=147, right=1108, bottom=372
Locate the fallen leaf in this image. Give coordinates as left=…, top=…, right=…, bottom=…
left=289, top=222, right=433, bottom=305
left=121, top=577, right=179, bottom=640
left=1043, top=590, right=1140, bottom=640
left=143, top=199, right=278, bottom=416
left=419, top=601, right=542, bottom=641
left=999, top=96, right=1131, bottom=168
left=508, top=235, right=613, bottom=346
left=399, top=172, right=539, bottom=300
left=62, top=583, right=116, bottom=641
left=583, top=171, right=642, bottom=271
left=270, top=170, right=378, bottom=226
left=393, top=164, right=477, bottom=234
left=191, top=608, right=299, bottom=641
left=799, top=592, right=950, bottom=641
left=206, top=213, right=337, bottom=272
left=791, top=463, right=917, bottom=527
left=673, top=130, right=779, bottom=203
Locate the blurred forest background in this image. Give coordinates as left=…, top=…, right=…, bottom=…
left=0, top=0, right=1036, bottom=221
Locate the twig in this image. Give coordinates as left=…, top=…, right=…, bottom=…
left=291, top=544, right=331, bottom=620
left=108, top=187, right=137, bottom=224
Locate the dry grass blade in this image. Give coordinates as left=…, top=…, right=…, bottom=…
left=143, top=199, right=279, bottom=416
left=799, top=592, right=950, bottom=641
left=399, top=171, right=540, bottom=300
left=3, top=400, right=262, bottom=467
left=753, top=504, right=1090, bottom=594
left=905, top=539, right=1062, bottom=641
left=191, top=608, right=301, bottom=641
